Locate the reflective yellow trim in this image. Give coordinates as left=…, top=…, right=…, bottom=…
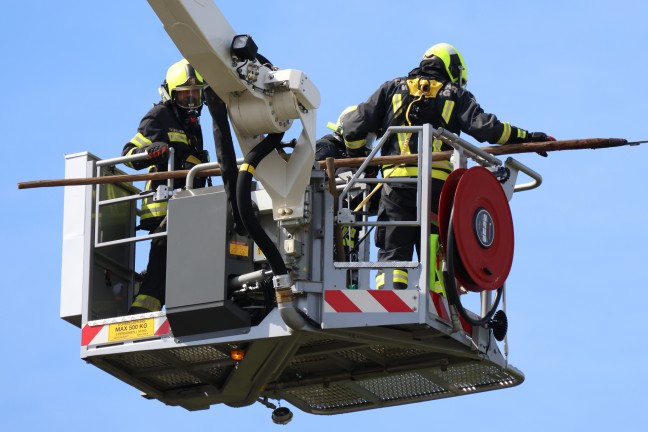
left=185, top=154, right=202, bottom=165
left=168, top=131, right=189, bottom=144
left=345, top=138, right=367, bottom=150
left=129, top=132, right=151, bottom=148
left=441, top=100, right=455, bottom=124
left=140, top=201, right=167, bottom=220
left=382, top=166, right=418, bottom=177
left=497, top=122, right=512, bottom=145
left=393, top=269, right=408, bottom=285
left=376, top=272, right=385, bottom=289
left=432, top=168, right=450, bottom=181
left=517, top=128, right=527, bottom=139
left=392, top=93, right=403, bottom=116
left=240, top=163, right=255, bottom=174
left=382, top=166, right=452, bottom=181
left=131, top=294, right=162, bottom=312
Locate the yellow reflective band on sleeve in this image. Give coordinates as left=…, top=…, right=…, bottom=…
left=441, top=100, right=455, bottom=124
left=517, top=128, right=527, bottom=139
left=393, top=269, right=408, bottom=285
left=185, top=154, right=202, bottom=165
left=168, top=131, right=189, bottom=144
left=497, top=122, right=512, bottom=145
left=240, top=163, right=255, bottom=175
left=345, top=138, right=367, bottom=150
left=130, top=133, right=151, bottom=148
left=131, top=294, right=162, bottom=312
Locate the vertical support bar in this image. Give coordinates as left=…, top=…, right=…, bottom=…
left=418, top=124, right=433, bottom=316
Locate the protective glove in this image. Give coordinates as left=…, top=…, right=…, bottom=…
left=528, top=132, right=556, bottom=157
left=146, top=142, right=169, bottom=165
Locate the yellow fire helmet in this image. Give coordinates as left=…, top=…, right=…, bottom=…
left=422, top=43, right=468, bottom=87
left=163, top=59, right=205, bottom=109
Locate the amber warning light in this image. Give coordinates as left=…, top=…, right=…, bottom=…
left=231, top=349, right=245, bottom=361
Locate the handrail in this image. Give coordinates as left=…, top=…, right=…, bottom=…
left=185, top=157, right=244, bottom=189
left=94, top=148, right=175, bottom=248
left=506, top=157, right=543, bottom=192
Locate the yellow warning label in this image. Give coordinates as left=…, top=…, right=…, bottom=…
left=108, top=318, right=154, bottom=342
left=229, top=241, right=249, bottom=257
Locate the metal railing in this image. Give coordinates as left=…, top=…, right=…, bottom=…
left=333, top=125, right=542, bottom=274
left=94, top=149, right=175, bottom=248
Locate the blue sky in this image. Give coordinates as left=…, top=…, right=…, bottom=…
left=2, top=0, right=648, bottom=430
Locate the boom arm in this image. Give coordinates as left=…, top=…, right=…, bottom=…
left=147, top=0, right=320, bottom=220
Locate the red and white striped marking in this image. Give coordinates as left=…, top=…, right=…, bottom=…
left=324, top=290, right=418, bottom=313
left=81, top=313, right=170, bottom=347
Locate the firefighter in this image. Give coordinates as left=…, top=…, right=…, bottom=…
left=316, top=107, right=376, bottom=286
left=122, top=59, right=210, bottom=314
left=341, top=43, right=554, bottom=290
left=316, top=106, right=367, bottom=161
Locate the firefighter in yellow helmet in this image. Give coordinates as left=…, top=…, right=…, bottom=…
left=342, top=43, right=555, bottom=290
left=121, top=59, right=209, bottom=314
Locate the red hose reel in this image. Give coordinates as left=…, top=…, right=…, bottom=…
left=438, top=166, right=514, bottom=293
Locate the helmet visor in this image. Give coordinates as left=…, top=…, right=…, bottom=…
left=174, top=87, right=204, bottom=109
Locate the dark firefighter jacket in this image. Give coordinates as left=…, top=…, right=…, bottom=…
left=342, top=67, right=533, bottom=183
left=121, top=102, right=208, bottom=229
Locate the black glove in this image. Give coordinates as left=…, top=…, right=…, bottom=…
left=528, top=132, right=556, bottom=142
left=146, top=142, right=169, bottom=165
left=528, top=132, right=556, bottom=157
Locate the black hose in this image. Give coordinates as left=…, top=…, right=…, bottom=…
left=204, top=86, right=248, bottom=236
left=443, top=209, right=502, bottom=327
left=235, top=133, right=288, bottom=276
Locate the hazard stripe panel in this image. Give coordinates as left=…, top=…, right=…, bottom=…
left=324, top=290, right=418, bottom=313
left=81, top=313, right=170, bottom=347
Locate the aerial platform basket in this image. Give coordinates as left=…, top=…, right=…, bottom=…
left=61, top=125, right=540, bottom=415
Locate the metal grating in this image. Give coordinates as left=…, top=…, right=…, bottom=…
left=291, top=354, right=329, bottom=365
left=335, top=349, right=371, bottom=364
left=112, top=351, right=170, bottom=370
left=368, top=345, right=427, bottom=359
left=147, top=370, right=202, bottom=388
left=286, top=384, right=370, bottom=410
left=167, top=345, right=229, bottom=363
left=358, top=372, right=448, bottom=401
left=434, top=363, right=517, bottom=391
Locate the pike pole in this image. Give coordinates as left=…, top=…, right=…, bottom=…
left=16, top=138, right=640, bottom=190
